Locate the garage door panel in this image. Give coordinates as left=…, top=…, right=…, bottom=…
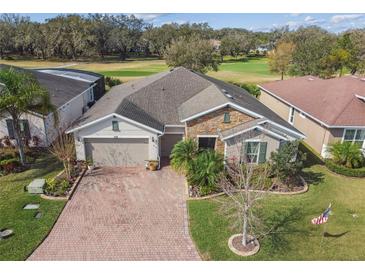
left=85, top=138, right=148, bottom=167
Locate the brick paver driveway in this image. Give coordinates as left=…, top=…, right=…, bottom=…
left=28, top=165, right=200, bottom=260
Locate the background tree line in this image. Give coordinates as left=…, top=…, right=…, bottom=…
left=0, top=13, right=277, bottom=61
left=1, top=14, right=365, bottom=77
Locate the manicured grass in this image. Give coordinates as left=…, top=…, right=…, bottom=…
left=188, top=165, right=365, bottom=260
left=207, top=57, right=281, bottom=84
left=0, top=56, right=279, bottom=84
left=0, top=153, right=66, bottom=261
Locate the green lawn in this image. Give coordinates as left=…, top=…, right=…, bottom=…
left=207, top=57, right=280, bottom=84
left=188, top=165, right=365, bottom=260
left=0, top=56, right=279, bottom=84
left=0, top=153, right=66, bottom=261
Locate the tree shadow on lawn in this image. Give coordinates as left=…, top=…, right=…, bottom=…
left=3, top=154, right=62, bottom=184
left=301, top=170, right=325, bottom=186
left=260, top=206, right=310, bottom=254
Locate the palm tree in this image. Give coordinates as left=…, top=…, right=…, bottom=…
left=0, top=67, right=56, bottom=165
left=187, top=150, right=224, bottom=192
left=328, top=141, right=364, bottom=168
left=170, top=138, right=198, bottom=173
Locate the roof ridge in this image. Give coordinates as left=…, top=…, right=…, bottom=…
left=332, top=95, right=362, bottom=125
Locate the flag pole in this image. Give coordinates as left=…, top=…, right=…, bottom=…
left=320, top=203, right=331, bottom=248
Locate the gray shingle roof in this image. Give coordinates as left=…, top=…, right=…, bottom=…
left=0, top=65, right=98, bottom=111
left=220, top=118, right=267, bottom=139
left=70, top=67, right=303, bottom=136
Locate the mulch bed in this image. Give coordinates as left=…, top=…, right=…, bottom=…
left=231, top=235, right=257, bottom=253
left=270, top=176, right=305, bottom=193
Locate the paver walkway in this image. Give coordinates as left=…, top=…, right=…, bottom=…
left=28, top=165, right=200, bottom=260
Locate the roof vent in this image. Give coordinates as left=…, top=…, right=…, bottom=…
left=360, top=78, right=365, bottom=82
left=308, top=77, right=315, bottom=81
left=225, top=93, right=233, bottom=99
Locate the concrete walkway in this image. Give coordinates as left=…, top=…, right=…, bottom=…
left=28, top=166, right=200, bottom=260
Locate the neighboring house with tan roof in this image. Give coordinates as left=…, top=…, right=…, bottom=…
left=258, top=75, right=365, bottom=157
left=67, top=67, right=304, bottom=167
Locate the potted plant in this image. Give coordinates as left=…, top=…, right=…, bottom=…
left=148, top=160, right=159, bottom=171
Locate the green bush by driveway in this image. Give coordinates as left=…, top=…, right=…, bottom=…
left=188, top=165, right=365, bottom=260
left=0, top=153, right=66, bottom=260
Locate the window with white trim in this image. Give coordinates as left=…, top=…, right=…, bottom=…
left=288, top=107, right=295, bottom=124
left=198, top=137, right=216, bottom=150
left=343, top=129, right=365, bottom=147
left=244, top=141, right=267, bottom=164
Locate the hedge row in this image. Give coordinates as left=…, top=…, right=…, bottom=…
left=325, top=160, right=365, bottom=178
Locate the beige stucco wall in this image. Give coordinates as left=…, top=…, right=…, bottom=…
left=186, top=106, right=255, bottom=154
left=259, top=89, right=344, bottom=157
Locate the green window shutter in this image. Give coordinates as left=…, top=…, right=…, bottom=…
left=21, top=120, right=31, bottom=139
left=258, top=142, right=267, bottom=163
left=242, top=142, right=249, bottom=162
left=6, top=119, right=15, bottom=138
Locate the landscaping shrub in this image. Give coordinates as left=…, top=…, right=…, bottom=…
left=0, top=158, right=20, bottom=174
left=105, top=76, right=122, bottom=90
left=44, top=177, right=70, bottom=196
left=187, top=150, right=224, bottom=195
left=229, top=82, right=261, bottom=98
left=327, top=142, right=364, bottom=168
left=269, top=141, right=306, bottom=186
left=325, top=159, right=365, bottom=177
left=170, top=138, right=198, bottom=173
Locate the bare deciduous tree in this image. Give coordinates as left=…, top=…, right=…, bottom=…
left=218, top=131, right=271, bottom=249
left=49, top=132, right=75, bottom=180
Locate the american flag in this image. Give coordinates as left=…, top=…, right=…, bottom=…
left=311, top=204, right=332, bottom=225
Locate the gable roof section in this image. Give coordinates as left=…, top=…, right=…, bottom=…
left=68, top=67, right=303, bottom=136
left=260, top=76, right=365, bottom=127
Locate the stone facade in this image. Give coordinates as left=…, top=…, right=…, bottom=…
left=185, top=106, right=255, bottom=154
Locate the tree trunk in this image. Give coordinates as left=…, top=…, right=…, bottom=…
left=281, top=71, right=284, bottom=80
left=242, top=204, right=248, bottom=246
left=12, top=116, right=26, bottom=166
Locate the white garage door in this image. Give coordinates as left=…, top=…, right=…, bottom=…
left=84, top=138, right=149, bottom=166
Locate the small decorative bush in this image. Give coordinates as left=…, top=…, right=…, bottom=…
left=44, top=177, right=71, bottom=196
left=187, top=150, right=224, bottom=196
left=0, top=158, right=20, bottom=174
left=105, top=77, right=122, bottom=90
left=269, top=141, right=306, bottom=186
left=1, top=136, right=12, bottom=148
left=325, top=159, right=365, bottom=177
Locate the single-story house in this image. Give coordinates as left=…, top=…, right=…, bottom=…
left=0, top=66, right=105, bottom=147
left=67, top=67, right=304, bottom=167
left=258, top=75, right=365, bottom=157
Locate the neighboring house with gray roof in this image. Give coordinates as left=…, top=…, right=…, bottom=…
left=0, top=65, right=105, bottom=147
left=67, top=67, right=304, bottom=167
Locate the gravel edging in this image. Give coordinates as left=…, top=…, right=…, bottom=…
left=188, top=176, right=308, bottom=201
left=40, top=168, right=87, bottom=201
